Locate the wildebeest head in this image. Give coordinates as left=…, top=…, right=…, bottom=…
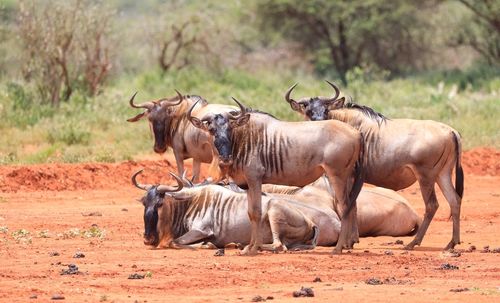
left=285, top=80, right=345, bottom=121
left=131, top=170, right=184, bottom=247
left=187, top=98, right=250, bottom=167
left=127, top=91, right=184, bottom=154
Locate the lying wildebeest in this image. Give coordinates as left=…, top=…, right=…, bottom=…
left=134, top=171, right=419, bottom=249
left=187, top=97, right=364, bottom=254
left=127, top=91, right=236, bottom=181
left=263, top=176, right=421, bottom=239
left=132, top=170, right=319, bottom=251
left=284, top=81, right=464, bottom=250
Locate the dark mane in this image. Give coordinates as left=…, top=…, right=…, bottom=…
left=186, top=95, right=209, bottom=106
left=344, top=102, right=387, bottom=124
left=233, top=107, right=278, bottom=119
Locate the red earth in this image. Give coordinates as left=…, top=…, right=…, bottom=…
left=0, top=147, right=499, bottom=302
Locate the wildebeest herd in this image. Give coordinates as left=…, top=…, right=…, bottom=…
left=127, top=81, right=464, bottom=255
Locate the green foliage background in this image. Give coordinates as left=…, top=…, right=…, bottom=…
left=0, top=0, right=498, bottom=164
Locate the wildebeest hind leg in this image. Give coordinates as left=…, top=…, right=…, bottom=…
left=325, top=172, right=355, bottom=254
left=437, top=173, right=461, bottom=250
left=405, top=180, right=439, bottom=250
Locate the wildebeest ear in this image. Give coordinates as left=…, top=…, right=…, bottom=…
left=329, top=97, right=345, bottom=109
left=127, top=112, right=147, bottom=122
left=290, top=100, right=304, bottom=113
left=231, top=113, right=250, bottom=128
left=189, top=116, right=209, bottom=131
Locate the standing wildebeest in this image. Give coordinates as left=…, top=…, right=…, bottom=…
left=263, top=176, right=421, bottom=239
left=127, top=91, right=236, bottom=181
left=187, top=98, right=364, bottom=254
left=132, top=170, right=319, bottom=251
left=284, top=81, right=464, bottom=250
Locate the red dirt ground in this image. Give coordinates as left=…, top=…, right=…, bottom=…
left=0, top=147, right=499, bottom=302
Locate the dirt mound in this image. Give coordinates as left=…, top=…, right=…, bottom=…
left=0, top=147, right=498, bottom=192
left=461, top=147, right=500, bottom=176
left=0, top=156, right=208, bottom=193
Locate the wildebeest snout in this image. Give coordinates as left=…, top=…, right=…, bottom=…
left=218, top=155, right=233, bottom=167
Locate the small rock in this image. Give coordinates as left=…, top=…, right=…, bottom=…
left=251, top=295, right=265, bottom=302
left=481, top=246, right=490, bottom=253
left=491, top=247, right=500, bottom=253
left=128, top=273, right=145, bottom=279
left=365, top=278, right=383, bottom=285
left=266, top=296, right=274, bottom=300
left=466, top=245, right=476, bottom=252
left=30, top=294, right=37, bottom=299
left=73, top=252, right=85, bottom=258
left=395, top=240, right=404, bottom=245
left=450, top=288, right=469, bottom=292
left=384, top=250, right=394, bottom=256
left=81, top=211, right=102, bottom=217
left=49, top=251, right=60, bottom=257
left=131, top=264, right=137, bottom=268
left=292, top=287, right=314, bottom=297
left=51, top=294, right=65, bottom=300
left=214, top=249, right=225, bottom=256
left=313, top=277, right=322, bottom=283
left=363, top=250, right=370, bottom=253
left=61, top=264, right=80, bottom=275
left=121, top=208, right=128, bottom=212
left=439, top=263, right=459, bottom=270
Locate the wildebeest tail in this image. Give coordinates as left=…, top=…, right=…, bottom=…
left=346, top=133, right=365, bottom=216
left=453, top=131, right=464, bottom=199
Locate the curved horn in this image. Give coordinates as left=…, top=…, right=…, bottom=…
left=165, top=89, right=184, bottom=106
left=229, top=97, right=247, bottom=120
left=284, top=83, right=298, bottom=104
left=129, top=92, right=154, bottom=110
left=131, top=169, right=153, bottom=191
left=324, top=80, right=340, bottom=102
left=187, top=99, right=201, bottom=126
left=156, top=172, right=184, bottom=193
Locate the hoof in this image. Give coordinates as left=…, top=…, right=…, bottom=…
left=444, top=241, right=458, bottom=251
left=240, top=245, right=259, bottom=256
left=404, top=243, right=416, bottom=250
left=331, top=248, right=343, bottom=255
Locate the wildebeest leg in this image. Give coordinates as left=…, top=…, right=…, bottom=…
left=173, top=150, right=185, bottom=177
left=241, top=180, right=263, bottom=256
left=437, top=173, right=462, bottom=250
left=324, top=172, right=355, bottom=254
left=192, top=160, right=201, bottom=183
left=175, top=229, right=213, bottom=245
left=405, top=180, right=439, bottom=250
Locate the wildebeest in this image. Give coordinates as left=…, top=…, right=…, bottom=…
left=132, top=170, right=319, bottom=251
left=127, top=91, right=236, bottom=181
left=187, top=97, right=364, bottom=254
left=263, top=176, right=421, bottom=239
left=284, top=81, right=464, bottom=250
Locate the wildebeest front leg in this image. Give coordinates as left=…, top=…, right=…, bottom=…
left=405, top=180, right=439, bottom=250
left=173, top=149, right=185, bottom=177
left=241, top=180, right=263, bottom=256
left=192, top=159, right=201, bottom=183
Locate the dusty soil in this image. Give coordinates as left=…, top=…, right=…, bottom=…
left=0, top=147, right=499, bottom=302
